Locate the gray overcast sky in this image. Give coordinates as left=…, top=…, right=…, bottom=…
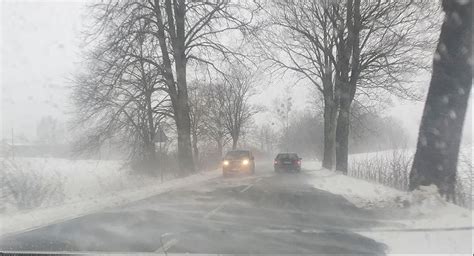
left=0, top=1, right=471, bottom=146
left=1, top=0, right=85, bottom=140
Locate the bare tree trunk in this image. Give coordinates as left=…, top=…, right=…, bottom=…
left=323, top=97, right=337, bottom=170
left=335, top=99, right=350, bottom=173
left=333, top=0, right=351, bottom=173
left=232, top=134, right=239, bottom=150
left=409, top=0, right=472, bottom=202
left=335, top=0, right=360, bottom=174
left=175, top=102, right=195, bottom=174
left=159, top=0, right=194, bottom=175
left=151, top=0, right=195, bottom=175
left=217, top=139, right=223, bottom=159
left=174, top=68, right=194, bottom=175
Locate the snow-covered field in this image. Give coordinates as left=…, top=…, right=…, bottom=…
left=349, top=146, right=473, bottom=208
left=306, top=164, right=473, bottom=254
left=1, top=157, right=160, bottom=213
left=0, top=157, right=220, bottom=237
left=350, top=146, right=472, bottom=181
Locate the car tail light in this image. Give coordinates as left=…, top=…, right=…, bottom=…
left=274, top=160, right=278, bottom=165
left=297, top=160, right=301, bottom=165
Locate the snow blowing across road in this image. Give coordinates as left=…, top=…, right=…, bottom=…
left=0, top=157, right=220, bottom=238
left=305, top=164, right=473, bottom=254
left=1, top=158, right=472, bottom=254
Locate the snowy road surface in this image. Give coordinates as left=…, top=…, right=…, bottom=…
left=0, top=161, right=471, bottom=254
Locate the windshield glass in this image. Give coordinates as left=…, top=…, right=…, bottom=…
left=225, top=151, right=250, bottom=160
left=1, top=0, right=472, bottom=255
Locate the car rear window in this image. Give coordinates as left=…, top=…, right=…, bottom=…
left=277, top=153, right=298, bottom=159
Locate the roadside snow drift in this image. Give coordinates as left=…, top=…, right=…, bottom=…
left=305, top=162, right=473, bottom=254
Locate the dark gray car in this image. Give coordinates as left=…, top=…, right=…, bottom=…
left=274, top=153, right=301, bottom=173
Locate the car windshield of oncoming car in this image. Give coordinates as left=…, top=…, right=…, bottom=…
left=225, top=151, right=249, bottom=160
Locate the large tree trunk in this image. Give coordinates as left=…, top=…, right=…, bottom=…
left=172, top=0, right=195, bottom=175
left=409, top=0, right=472, bottom=201
left=335, top=0, right=360, bottom=174
left=333, top=0, right=351, bottom=173
left=335, top=98, right=351, bottom=173
left=175, top=76, right=195, bottom=174
left=152, top=0, right=194, bottom=175
left=322, top=97, right=337, bottom=170
left=175, top=108, right=195, bottom=174
left=175, top=53, right=194, bottom=175
left=231, top=134, right=239, bottom=150
left=216, top=138, right=223, bottom=159
left=334, top=57, right=350, bottom=173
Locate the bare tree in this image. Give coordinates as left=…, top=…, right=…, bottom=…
left=280, top=111, right=325, bottom=159
left=72, top=16, right=171, bottom=173
left=259, top=0, right=340, bottom=169
left=201, top=82, right=230, bottom=158
left=188, top=81, right=210, bottom=166
left=258, top=0, right=437, bottom=171
left=256, top=124, right=278, bottom=155
left=149, top=0, right=257, bottom=173
left=189, top=72, right=258, bottom=159
left=409, top=0, right=472, bottom=202
left=272, top=94, right=293, bottom=152
left=335, top=0, right=438, bottom=173
left=222, top=65, right=258, bottom=150
left=86, top=0, right=255, bottom=174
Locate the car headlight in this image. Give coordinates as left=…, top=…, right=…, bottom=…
left=223, top=160, right=229, bottom=166
left=242, top=159, right=249, bottom=165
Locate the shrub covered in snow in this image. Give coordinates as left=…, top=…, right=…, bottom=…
left=349, top=149, right=411, bottom=191
left=0, top=158, right=64, bottom=212
left=0, top=157, right=184, bottom=215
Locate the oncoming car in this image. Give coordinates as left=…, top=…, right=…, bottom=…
left=222, top=150, right=255, bottom=177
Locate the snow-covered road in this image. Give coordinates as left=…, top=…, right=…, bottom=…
left=1, top=160, right=472, bottom=254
